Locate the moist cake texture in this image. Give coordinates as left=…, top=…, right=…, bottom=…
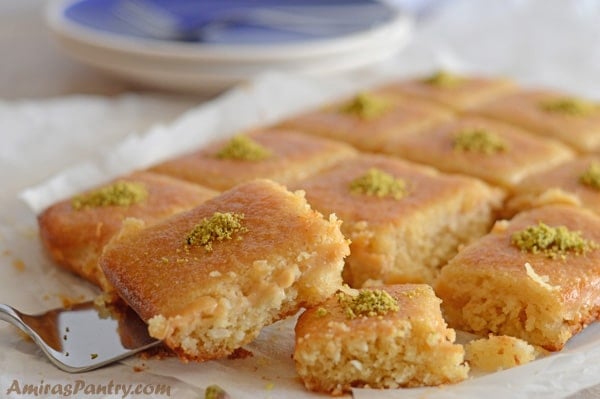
left=294, top=154, right=504, bottom=287
left=99, top=179, right=349, bottom=361
left=380, top=116, right=574, bottom=190
left=38, top=171, right=217, bottom=290
left=472, top=89, right=600, bottom=152
left=277, top=91, right=453, bottom=152
left=464, top=334, right=537, bottom=372
left=508, top=156, right=600, bottom=216
left=436, top=204, right=600, bottom=351
left=294, top=284, right=468, bottom=395
left=149, top=129, right=356, bottom=191
left=377, top=71, right=516, bottom=111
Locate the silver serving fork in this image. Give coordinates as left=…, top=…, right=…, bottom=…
left=0, top=301, right=160, bottom=373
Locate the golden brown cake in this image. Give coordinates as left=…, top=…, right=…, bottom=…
left=38, top=171, right=218, bottom=290
left=377, top=71, right=516, bottom=111
left=99, top=179, right=350, bottom=361
left=380, top=116, right=574, bottom=190
left=471, top=89, right=600, bottom=152
left=148, top=129, right=357, bottom=191
left=507, top=156, right=600, bottom=216
left=292, top=154, right=505, bottom=287
left=435, top=204, right=600, bottom=351
left=464, top=335, right=537, bottom=372
left=277, top=91, right=453, bottom=152
left=294, top=284, right=469, bottom=395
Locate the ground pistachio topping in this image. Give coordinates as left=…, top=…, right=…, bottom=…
left=340, top=92, right=391, bottom=119
left=511, top=222, right=597, bottom=259
left=216, top=135, right=272, bottom=161
left=540, top=97, right=596, bottom=116
left=349, top=168, right=408, bottom=200
left=579, top=162, right=600, bottom=190
left=422, top=70, right=464, bottom=88
left=316, top=307, right=328, bottom=317
left=204, top=384, right=231, bottom=399
left=336, top=289, right=399, bottom=319
left=453, top=128, right=508, bottom=155
left=186, top=212, right=248, bottom=251
left=71, top=181, right=147, bottom=210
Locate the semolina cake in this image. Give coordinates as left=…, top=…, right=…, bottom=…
left=292, top=154, right=505, bottom=287
left=99, top=179, right=350, bottom=361
left=507, top=156, right=600, bottom=216
left=377, top=70, right=516, bottom=111
left=471, top=89, right=600, bottom=152
left=379, top=116, right=574, bottom=190
left=277, top=90, right=453, bottom=152
left=38, top=171, right=217, bottom=290
left=294, top=284, right=469, bottom=395
left=148, top=129, right=356, bottom=191
left=435, top=204, right=600, bottom=351
left=464, top=334, right=538, bottom=372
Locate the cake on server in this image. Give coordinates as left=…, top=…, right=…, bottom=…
left=38, top=171, right=217, bottom=290
left=277, top=91, right=453, bottom=152
left=436, top=204, right=600, bottom=351
left=376, top=71, right=516, bottom=111
left=471, top=89, right=600, bottom=153
left=99, top=179, right=350, bottom=361
left=293, top=154, right=504, bottom=287
left=149, top=129, right=356, bottom=191
left=294, top=284, right=468, bottom=395
left=379, top=116, right=574, bottom=190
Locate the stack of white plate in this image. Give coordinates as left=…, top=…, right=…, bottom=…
left=47, top=0, right=413, bottom=93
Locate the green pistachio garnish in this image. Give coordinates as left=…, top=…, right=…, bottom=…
left=453, top=128, right=508, bottom=155
left=336, top=289, right=399, bottom=319
left=205, top=385, right=230, bottom=399
left=540, top=98, right=596, bottom=116
left=216, top=135, right=272, bottom=161
left=340, top=93, right=391, bottom=119
left=71, top=181, right=147, bottom=210
left=511, top=222, right=597, bottom=260
left=422, top=70, right=464, bottom=88
left=316, top=307, right=328, bottom=317
left=349, top=168, right=408, bottom=200
left=579, top=162, right=600, bottom=190
left=186, top=212, right=248, bottom=252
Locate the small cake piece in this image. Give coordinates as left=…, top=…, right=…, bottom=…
left=508, top=156, right=600, bottom=215
left=99, top=179, right=349, bottom=361
left=464, top=335, right=537, bottom=372
left=380, top=116, right=574, bottom=190
left=149, top=129, right=357, bottom=191
left=38, top=171, right=217, bottom=290
left=472, top=89, right=600, bottom=152
left=293, top=154, right=504, bottom=287
left=436, top=204, right=600, bottom=351
left=294, top=284, right=469, bottom=395
left=277, top=91, right=453, bottom=152
left=377, top=70, right=516, bottom=111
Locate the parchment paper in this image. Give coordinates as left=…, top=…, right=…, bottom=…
left=2, top=0, right=600, bottom=398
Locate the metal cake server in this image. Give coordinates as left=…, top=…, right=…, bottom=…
left=0, top=301, right=160, bottom=373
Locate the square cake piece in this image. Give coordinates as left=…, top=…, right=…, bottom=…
left=292, top=154, right=504, bottom=287
left=435, top=204, right=600, bottom=351
left=99, top=179, right=350, bottom=361
left=38, top=171, right=217, bottom=290
left=377, top=71, right=516, bottom=111
left=380, top=116, right=574, bottom=190
left=471, top=89, right=600, bottom=152
left=294, top=284, right=469, bottom=395
left=148, top=129, right=356, bottom=191
left=508, top=156, right=600, bottom=216
left=277, top=91, right=453, bottom=152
